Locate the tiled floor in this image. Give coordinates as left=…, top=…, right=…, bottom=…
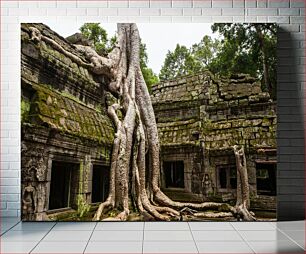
left=0, top=218, right=304, bottom=253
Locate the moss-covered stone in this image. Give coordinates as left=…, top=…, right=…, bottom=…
left=21, top=99, right=31, bottom=123
left=30, top=82, right=114, bottom=145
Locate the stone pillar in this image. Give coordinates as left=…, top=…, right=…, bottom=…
left=76, top=155, right=91, bottom=217
left=21, top=141, right=50, bottom=221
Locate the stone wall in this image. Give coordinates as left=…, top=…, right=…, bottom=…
left=21, top=24, right=114, bottom=220
left=152, top=71, right=277, bottom=209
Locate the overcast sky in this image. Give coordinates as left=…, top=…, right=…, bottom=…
left=44, top=22, right=218, bottom=74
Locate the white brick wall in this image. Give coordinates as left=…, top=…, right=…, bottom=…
left=1, top=0, right=305, bottom=218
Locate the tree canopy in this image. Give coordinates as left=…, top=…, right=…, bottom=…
left=158, top=24, right=277, bottom=99
left=210, top=23, right=277, bottom=99
left=79, top=23, right=115, bottom=55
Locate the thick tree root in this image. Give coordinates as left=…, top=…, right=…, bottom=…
left=92, top=199, right=113, bottom=221
left=236, top=204, right=256, bottom=221
left=193, top=212, right=233, bottom=218
left=154, top=189, right=236, bottom=213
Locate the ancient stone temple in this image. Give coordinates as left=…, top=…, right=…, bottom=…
left=151, top=72, right=277, bottom=213
left=21, top=24, right=114, bottom=220
left=21, top=24, right=276, bottom=221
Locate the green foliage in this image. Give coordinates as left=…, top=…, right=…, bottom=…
left=210, top=23, right=277, bottom=99
left=80, top=23, right=117, bottom=55
left=79, top=23, right=158, bottom=91
left=191, top=35, right=220, bottom=71
left=159, top=44, right=197, bottom=81
left=159, top=37, right=220, bottom=81
left=158, top=24, right=277, bottom=100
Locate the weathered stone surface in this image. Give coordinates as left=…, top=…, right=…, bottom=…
left=21, top=24, right=113, bottom=221
left=152, top=72, right=277, bottom=213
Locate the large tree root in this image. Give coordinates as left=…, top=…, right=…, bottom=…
left=90, top=24, right=256, bottom=222
left=233, top=145, right=256, bottom=221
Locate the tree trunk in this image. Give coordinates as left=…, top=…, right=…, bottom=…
left=233, top=145, right=256, bottom=221
left=29, top=24, right=257, bottom=221
left=255, top=26, right=270, bottom=94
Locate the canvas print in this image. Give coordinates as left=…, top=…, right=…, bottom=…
left=21, top=23, right=277, bottom=221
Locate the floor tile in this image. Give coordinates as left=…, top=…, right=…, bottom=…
left=0, top=230, right=47, bottom=242
left=282, top=230, right=305, bottom=241
left=85, top=241, right=143, bottom=253
left=95, top=221, right=144, bottom=231
left=0, top=241, right=37, bottom=253
left=145, top=222, right=190, bottom=230
left=295, top=240, right=305, bottom=250
left=32, top=241, right=87, bottom=253
left=0, top=217, right=21, bottom=224
left=90, top=230, right=143, bottom=241
left=0, top=221, right=21, bottom=234
left=143, top=241, right=198, bottom=253
left=1, top=228, right=8, bottom=235
left=196, top=241, right=254, bottom=253
left=231, top=222, right=276, bottom=231
left=275, top=221, right=305, bottom=231
left=249, top=240, right=305, bottom=253
left=1, top=224, right=16, bottom=235
left=189, top=222, right=234, bottom=231
left=42, top=230, right=92, bottom=242
left=239, top=230, right=291, bottom=241
left=52, top=222, right=96, bottom=231
left=11, top=222, right=56, bottom=231
left=1, top=221, right=20, bottom=229
left=193, top=230, right=243, bottom=241
left=144, top=230, right=193, bottom=241
left=282, top=230, right=305, bottom=249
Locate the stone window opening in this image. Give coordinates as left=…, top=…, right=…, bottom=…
left=48, top=161, right=79, bottom=211
left=256, top=163, right=276, bottom=196
left=230, top=107, right=239, bottom=115
left=163, top=161, right=184, bottom=188
left=91, top=165, right=110, bottom=203
left=217, top=165, right=237, bottom=192
left=191, top=132, right=200, bottom=141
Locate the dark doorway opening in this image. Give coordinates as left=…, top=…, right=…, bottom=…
left=164, top=161, right=184, bottom=188
left=256, top=163, right=276, bottom=196
left=217, top=165, right=237, bottom=191
left=49, top=161, right=79, bottom=210
left=229, top=167, right=237, bottom=189
left=92, top=165, right=110, bottom=203
left=219, top=168, right=227, bottom=189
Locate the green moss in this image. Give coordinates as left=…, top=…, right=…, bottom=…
left=29, top=83, right=114, bottom=145
left=21, top=99, right=31, bottom=123
left=262, top=117, right=270, bottom=126
left=202, top=118, right=213, bottom=134
left=39, top=45, right=97, bottom=90
left=77, top=162, right=91, bottom=218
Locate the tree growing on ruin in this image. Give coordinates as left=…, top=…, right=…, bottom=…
left=29, top=23, right=255, bottom=221
left=78, top=23, right=159, bottom=92
left=79, top=23, right=255, bottom=222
